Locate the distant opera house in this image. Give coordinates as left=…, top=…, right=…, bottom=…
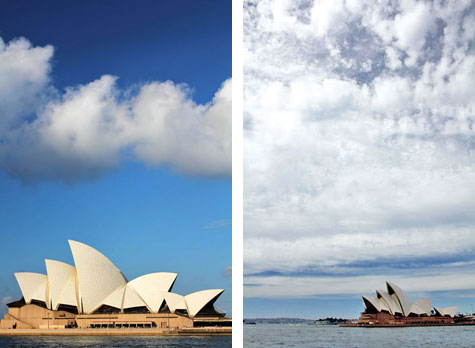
left=342, top=281, right=459, bottom=327
left=0, top=240, right=230, bottom=330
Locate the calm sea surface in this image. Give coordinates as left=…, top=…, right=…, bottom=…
left=245, top=323, right=475, bottom=347
left=0, top=335, right=231, bottom=348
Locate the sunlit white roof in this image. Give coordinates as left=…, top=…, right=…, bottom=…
left=185, top=289, right=224, bottom=318
left=102, top=284, right=125, bottom=309
left=122, top=285, right=147, bottom=309
left=376, top=290, right=394, bottom=314
left=45, top=260, right=78, bottom=310
left=363, top=296, right=381, bottom=312
left=363, top=282, right=456, bottom=319
left=14, top=272, right=49, bottom=307
left=386, top=282, right=411, bottom=316
left=434, top=305, right=458, bottom=318
left=163, top=292, right=187, bottom=313
left=69, top=240, right=127, bottom=314
left=12, top=240, right=224, bottom=318
left=128, top=272, right=177, bottom=313
left=411, top=298, right=431, bottom=316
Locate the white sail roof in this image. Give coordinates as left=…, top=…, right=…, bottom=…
left=408, top=303, right=425, bottom=316
left=434, top=306, right=458, bottom=318
left=376, top=290, right=394, bottom=314
left=14, top=272, right=49, bottom=307
left=12, top=241, right=226, bottom=319
left=390, top=293, right=403, bottom=314
left=45, top=260, right=78, bottom=310
left=387, top=282, right=411, bottom=316
left=163, top=292, right=187, bottom=313
left=442, top=306, right=457, bottom=318
left=128, top=272, right=177, bottom=313
left=69, top=240, right=127, bottom=314
left=122, top=285, right=146, bottom=309
left=364, top=282, right=457, bottom=319
left=411, top=298, right=431, bottom=316
left=377, top=297, right=390, bottom=312
left=362, top=296, right=381, bottom=312
left=102, top=284, right=125, bottom=309
left=185, top=289, right=224, bottom=318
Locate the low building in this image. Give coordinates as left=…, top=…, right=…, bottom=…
left=342, top=281, right=458, bottom=327
left=0, top=240, right=231, bottom=331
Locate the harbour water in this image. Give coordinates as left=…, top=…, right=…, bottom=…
left=245, top=323, right=475, bottom=347
left=0, top=335, right=231, bottom=348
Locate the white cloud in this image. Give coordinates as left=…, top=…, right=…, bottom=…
left=131, top=78, right=231, bottom=176
left=245, top=226, right=475, bottom=274
left=310, top=0, right=347, bottom=37
left=244, top=0, right=475, bottom=297
left=393, top=1, right=434, bottom=65
left=0, top=36, right=231, bottom=183
left=245, top=271, right=475, bottom=299
left=0, top=37, right=53, bottom=131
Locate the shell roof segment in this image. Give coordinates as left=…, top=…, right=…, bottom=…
left=362, top=281, right=457, bottom=318
left=127, top=272, right=178, bottom=313
left=376, top=289, right=394, bottom=314
left=185, top=289, right=224, bottom=318
left=386, top=282, right=412, bottom=316
left=410, top=298, right=432, bottom=316
left=45, top=259, right=78, bottom=311
left=163, top=292, right=188, bottom=313
left=363, top=296, right=381, bottom=312
left=102, top=284, right=126, bottom=309
left=12, top=240, right=224, bottom=317
left=122, top=285, right=147, bottom=309
left=14, top=272, right=49, bottom=307
left=434, top=306, right=458, bottom=318
left=68, top=240, right=127, bottom=314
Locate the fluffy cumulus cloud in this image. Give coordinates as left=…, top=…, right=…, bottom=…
left=0, top=37, right=54, bottom=131
left=0, top=37, right=231, bottom=183
left=244, top=0, right=475, bottom=298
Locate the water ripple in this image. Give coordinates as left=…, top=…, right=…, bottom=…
left=0, top=335, right=231, bottom=348
left=245, top=324, right=475, bottom=348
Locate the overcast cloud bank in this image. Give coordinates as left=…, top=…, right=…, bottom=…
left=244, top=0, right=475, bottom=298
left=0, top=36, right=231, bottom=183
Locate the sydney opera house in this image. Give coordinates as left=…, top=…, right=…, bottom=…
left=0, top=241, right=231, bottom=331
left=342, top=281, right=458, bottom=327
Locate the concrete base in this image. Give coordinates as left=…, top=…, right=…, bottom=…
left=0, top=327, right=232, bottom=336
left=340, top=311, right=455, bottom=327
left=0, top=304, right=231, bottom=335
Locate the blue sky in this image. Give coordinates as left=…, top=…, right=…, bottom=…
left=244, top=0, right=475, bottom=318
left=0, top=0, right=231, bottom=315
left=245, top=291, right=475, bottom=319
left=0, top=0, right=230, bottom=101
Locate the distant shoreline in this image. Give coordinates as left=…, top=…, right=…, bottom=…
left=244, top=317, right=350, bottom=324
left=245, top=318, right=314, bottom=323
